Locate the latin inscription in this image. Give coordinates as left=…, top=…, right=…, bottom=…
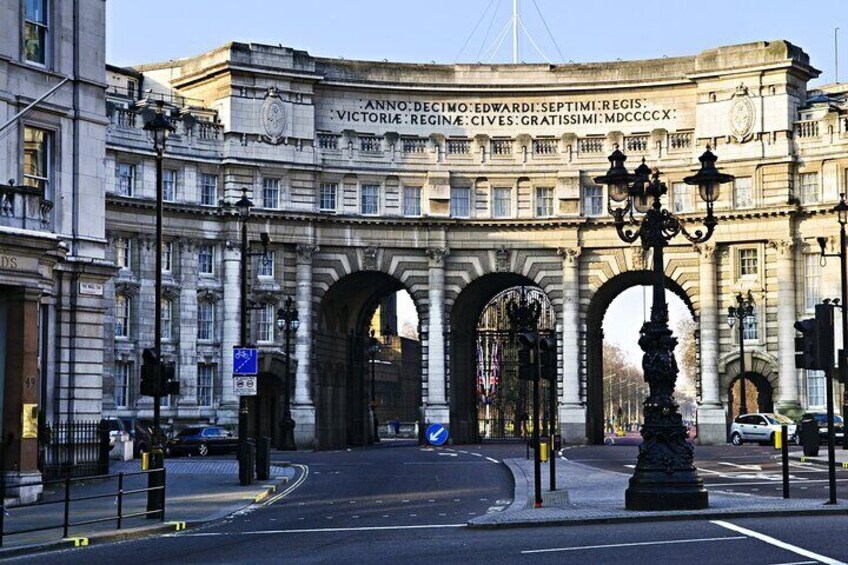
left=332, top=97, right=676, bottom=128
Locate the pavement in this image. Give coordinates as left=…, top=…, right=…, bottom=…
left=469, top=448, right=848, bottom=528
left=791, top=446, right=848, bottom=467
left=0, top=457, right=297, bottom=554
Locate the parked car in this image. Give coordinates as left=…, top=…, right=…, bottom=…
left=165, top=426, right=238, bottom=457
left=798, top=412, right=845, bottom=445
left=730, top=413, right=797, bottom=446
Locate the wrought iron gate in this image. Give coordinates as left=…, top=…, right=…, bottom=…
left=475, top=287, right=555, bottom=440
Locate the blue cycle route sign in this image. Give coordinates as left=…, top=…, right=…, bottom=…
left=426, top=423, right=449, bottom=446
left=233, top=348, right=258, bottom=376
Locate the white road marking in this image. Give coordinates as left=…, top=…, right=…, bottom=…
left=437, top=452, right=458, bottom=457
left=469, top=452, right=483, bottom=457
left=263, top=464, right=309, bottom=507
left=719, top=462, right=763, bottom=471
left=521, top=536, right=746, bottom=554
left=768, top=561, right=817, bottom=565
left=712, top=520, right=846, bottom=565
left=168, top=524, right=467, bottom=537
left=486, top=457, right=500, bottom=463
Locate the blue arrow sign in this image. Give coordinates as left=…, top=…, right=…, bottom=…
left=233, top=348, right=258, bottom=376
left=426, top=423, right=449, bottom=446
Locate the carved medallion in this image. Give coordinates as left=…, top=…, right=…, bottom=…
left=261, top=87, right=287, bottom=145
left=728, top=84, right=755, bottom=142
left=363, top=246, right=379, bottom=271
left=495, top=246, right=510, bottom=272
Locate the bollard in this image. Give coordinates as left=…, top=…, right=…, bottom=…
left=781, top=424, right=790, bottom=499
left=539, top=439, right=549, bottom=463
left=256, top=436, right=271, bottom=481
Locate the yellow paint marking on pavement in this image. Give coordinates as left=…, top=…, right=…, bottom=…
left=168, top=521, right=186, bottom=531
left=67, top=537, right=89, bottom=547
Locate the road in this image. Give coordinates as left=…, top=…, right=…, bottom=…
left=6, top=441, right=848, bottom=564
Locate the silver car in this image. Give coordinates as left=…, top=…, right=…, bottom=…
left=730, top=413, right=797, bottom=446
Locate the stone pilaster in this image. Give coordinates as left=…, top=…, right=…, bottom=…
left=177, top=238, right=199, bottom=410
left=771, top=239, right=801, bottom=412
left=557, top=246, right=585, bottom=443
left=694, top=243, right=725, bottom=444
left=424, top=247, right=450, bottom=425
left=292, top=244, right=318, bottom=447
left=219, top=240, right=240, bottom=409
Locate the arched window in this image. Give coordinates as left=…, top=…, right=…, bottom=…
left=197, top=301, right=215, bottom=341
left=115, top=294, right=131, bottom=338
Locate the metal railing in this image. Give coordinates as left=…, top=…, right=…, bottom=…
left=0, top=468, right=165, bottom=547
left=39, top=420, right=110, bottom=481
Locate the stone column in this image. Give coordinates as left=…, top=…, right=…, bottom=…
left=177, top=239, right=199, bottom=411
left=3, top=287, right=43, bottom=503
left=424, top=248, right=450, bottom=425
left=557, top=247, right=585, bottom=443
left=694, top=243, right=724, bottom=444
left=292, top=244, right=318, bottom=447
left=219, top=240, right=240, bottom=412
left=771, top=239, right=801, bottom=411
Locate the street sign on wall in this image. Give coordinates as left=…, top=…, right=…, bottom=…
left=233, top=348, right=258, bottom=375
left=233, top=376, right=257, bottom=396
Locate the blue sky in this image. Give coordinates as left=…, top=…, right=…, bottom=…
left=108, top=0, right=845, bottom=85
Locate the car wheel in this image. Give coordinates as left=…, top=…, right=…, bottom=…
left=198, top=443, right=209, bottom=457
left=731, top=432, right=743, bottom=446
left=767, top=432, right=776, bottom=446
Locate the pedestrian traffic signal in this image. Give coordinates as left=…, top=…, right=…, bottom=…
left=794, top=303, right=836, bottom=372
left=140, top=347, right=180, bottom=397
left=539, top=333, right=557, bottom=382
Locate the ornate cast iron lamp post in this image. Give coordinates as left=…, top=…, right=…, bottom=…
left=818, top=194, right=848, bottom=445
left=276, top=296, right=299, bottom=451
left=727, top=290, right=756, bottom=416
left=368, top=328, right=381, bottom=444
left=594, top=145, right=733, bottom=510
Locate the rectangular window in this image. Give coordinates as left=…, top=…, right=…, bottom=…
left=198, top=244, right=214, bottom=275
left=197, top=302, right=215, bottom=341
left=535, top=187, right=554, bottom=217
left=450, top=187, right=471, bottom=218
left=115, top=295, right=131, bottom=338
left=401, top=137, right=426, bottom=154
left=447, top=139, right=470, bottom=155
left=672, top=182, right=693, bottom=214
left=319, top=183, right=337, bottom=212
left=161, top=299, right=172, bottom=340
left=734, top=176, right=753, bottom=209
left=162, top=241, right=173, bottom=274
left=114, top=362, right=130, bottom=409
left=257, top=304, right=274, bottom=343
left=162, top=169, right=177, bottom=202
left=742, top=308, right=759, bottom=341
left=805, top=254, right=822, bottom=311
left=491, top=139, right=512, bottom=156
left=799, top=172, right=819, bottom=204
left=258, top=251, right=275, bottom=278
left=360, top=136, right=380, bottom=153
left=807, top=370, right=826, bottom=407
left=116, top=163, right=135, bottom=196
left=403, top=187, right=422, bottom=216
left=197, top=364, right=215, bottom=408
left=360, top=184, right=380, bottom=215
left=115, top=237, right=131, bottom=270
left=738, top=248, right=758, bottom=277
left=23, top=126, right=50, bottom=192
left=24, top=0, right=49, bottom=65
left=492, top=187, right=512, bottom=218
left=200, top=173, right=218, bottom=206
left=584, top=185, right=603, bottom=217
left=262, top=178, right=280, bottom=209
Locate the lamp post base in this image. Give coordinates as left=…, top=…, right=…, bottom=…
left=279, top=416, right=297, bottom=451
left=625, top=469, right=708, bottom=511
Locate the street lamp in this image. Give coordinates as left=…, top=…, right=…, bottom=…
left=234, top=187, right=255, bottom=485
left=141, top=99, right=174, bottom=518
left=276, top=296, right=299, bottom=451
left=594, top=145, right=733, bottom=511
left=505, top=287, right=544, bottom=508
left=818, top=193, right=848, bottom=447
left=727, top=290, right=756, bottom=416
left=368, top=328, right=381, bottom=443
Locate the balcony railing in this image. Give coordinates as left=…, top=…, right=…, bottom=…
left=577, top=137, right=604, bottom=155
left=795, top=120, right=819, bottom=139
left=624, top=135, right=649, bottom=153
left=0, top=181, right=54, bottom=230
left=668, top=132, right=692, bottom=150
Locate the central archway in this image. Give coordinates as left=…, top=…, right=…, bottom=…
left=585, top=270, right=696, bottom=444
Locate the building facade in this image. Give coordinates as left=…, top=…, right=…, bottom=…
left=102, top=39, right=848, bottom=448
left=0, top=0, right=110, bottom=499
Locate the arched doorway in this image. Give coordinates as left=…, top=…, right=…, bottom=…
left=727, top=373, right=774, bottom=420
left=315, top=271, right=421, bottom=449
left=449, top=273, right=555, bottom=444
left=586, top=271, right=696, bottom=444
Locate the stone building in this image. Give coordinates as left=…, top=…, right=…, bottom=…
left=102, top=39, right=848, bottom=448
left=0, top=0, right=110, bottom=499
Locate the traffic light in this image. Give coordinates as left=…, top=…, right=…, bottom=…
left=539, top=333, right=557, bottom=382
left=794, top=303, right=836, bottom=372
left=517, top=329, right=538, bottom=381
left=140, top=348, right=180, bottom=396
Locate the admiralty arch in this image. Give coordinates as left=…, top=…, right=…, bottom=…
left=101, top=39, right=848, bottom=448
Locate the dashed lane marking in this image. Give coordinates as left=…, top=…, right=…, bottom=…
left=486, top=457, right=500, bottom=463
left=712, top=520, right=846, bottom=565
